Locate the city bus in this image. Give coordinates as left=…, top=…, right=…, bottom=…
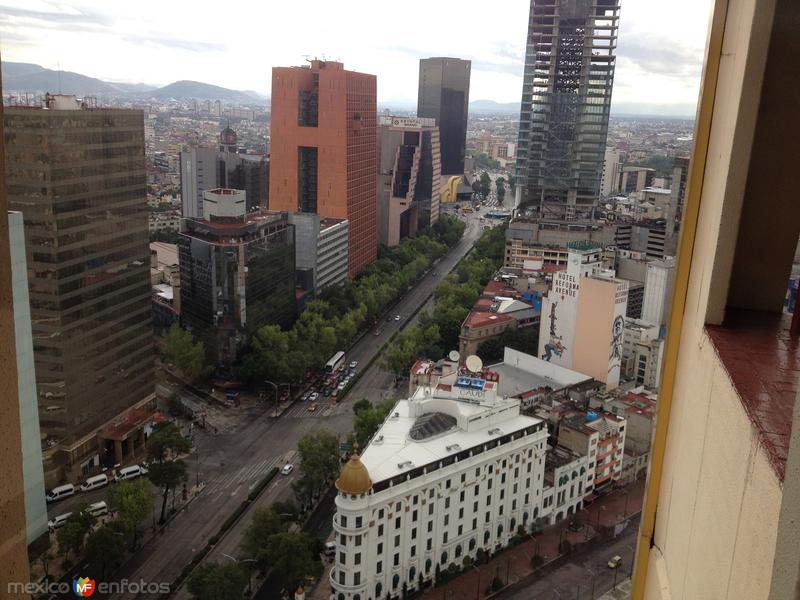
left=325, top=351, right=346, bottom=373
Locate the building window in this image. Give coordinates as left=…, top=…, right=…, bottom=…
left=472, top=518, right=477, bottom=530
left=443, top=532, right=448, bottom=544
left=341, top=516, right=348, bottom=527
left=411, top=545, right=416, bottom=557
left=441, top=551, right=448, bottom=565
left=395, top=517, right=401, bottom=529
left=378, top=542, right=383, bottom=554
left=394, top=553, right=399, bottom=567
left=395, top=535, right=400, bottom=547
left=355, top=535, right=361, bottom=546
left=378, top=524, right=384, bottom=536
left=412, top=510, right=418, bottom=522
left=340, top=533, right=346, bottom=545
left=356, top=516, right=362, bottom=528
left=427, top=538, right=432, bottom=551
left=355, top=553, right=361, bottom=565
left=429, top=504, right=434, bottom=515
left=445, top=497, right=450, bottom=509
left=339, top=552, right=346, bottom=565
left=444, top=515, right=449, bottom=526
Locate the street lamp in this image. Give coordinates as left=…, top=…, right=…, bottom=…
left=223, top=554, right=258, bottom=595
left=264, top=380, right=279, bottom=417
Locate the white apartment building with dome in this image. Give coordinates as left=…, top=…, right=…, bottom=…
left=331, top=370, right=549, bottom=600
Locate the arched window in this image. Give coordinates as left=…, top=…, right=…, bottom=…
left=393, top=574, right=400, bottom=589
left=497, top=524, right=504, bottom=537
left=533, top=506, right=539, bottom=518
left=556, top=511, right=563, bottom=521
left=338, top=595, right=345, bottom=600
left=469, top=538, right=476, bottom=551
left=580, top=466, right=586, bottom=475
left=523, top=511, right=529, bottom=524
left=441, top=551, right=448, bottom=565
left=483, top=530, right=490, bottom=544
left=354, top=595, right=360, bottom=600
left=455, top=545, right=462, bottom=558
left=375, top=583, right=382, bottom=597
left=572, top=470, right=578, bottom=479
left=510, top=518, right=517, bottom=532
left=410, top=566, right=416, bottom=581
left=425, top=558, right=432, bottom=573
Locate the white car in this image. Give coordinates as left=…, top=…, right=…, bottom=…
left=309, top=392, right=320, bottom=402
left=349, top=361, right=358, bottom=369
left=48, top=512, right=72, bottom=530
left=394, top=315, right=401, bottom=321
left=281, top=464, right=294, bottom=476
left=337, top=382, right=347, bottom=391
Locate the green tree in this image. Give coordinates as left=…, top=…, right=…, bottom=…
left=162, top=324, right=210, bottom=382
left=295, top=429, right=340, bottom=502
left=85, top=524, right=126, bottom=578
left=147, top=421, right=191, bottom=523
left=108, top=478, right=153, bottom=550
left=242, top=506, right=285, bottom=566
left=353, top=399, right=395, bottom=449
left=479, top=171, right=492, bottom=199
left=187, top=562, right=248, bottom=600
left=263, top=532, right=323, bottom=591
left=56, top=510, right=95, bottom=559
left=352, top=399, right=372, bottom=415
left=495, top=176, right=506, bottom=204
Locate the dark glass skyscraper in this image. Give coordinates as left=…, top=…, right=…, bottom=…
left=179, top=189, right=296, bottom=366
left=516, top=0, right=620, bottom=219
left=4, top=97, right=154, bottom=484
left=417, top=57, right=471, bottom=176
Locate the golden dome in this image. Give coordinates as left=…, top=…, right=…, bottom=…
left=335, top=450, right=372, bottom=495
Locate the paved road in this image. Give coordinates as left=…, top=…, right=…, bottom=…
left=500, top=519, right=638, bottom=600
left=338, top=213, right=485, bottom=408
left=104, top=215, right=484, bottom=599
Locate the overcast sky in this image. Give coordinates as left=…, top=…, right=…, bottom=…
left=0, top=0, right=712, bottom=115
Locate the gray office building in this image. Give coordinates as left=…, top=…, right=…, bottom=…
left=515, top=0, right=620, bottom=219
left=180, top=127, right=268, bottom=218
left=417, top=57, right=471, bottom=176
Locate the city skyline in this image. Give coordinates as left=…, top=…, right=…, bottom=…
left=0, top=0, right=710, bottom=116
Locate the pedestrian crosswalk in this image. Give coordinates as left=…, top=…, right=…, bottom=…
left=200, top=455, right=284, bottom=500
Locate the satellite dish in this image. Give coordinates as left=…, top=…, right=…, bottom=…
left=465, top=355, right=483, bottom=373
left=448, top=350, right=460, bottom=362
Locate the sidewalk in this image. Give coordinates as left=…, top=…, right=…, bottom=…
left=421, top=480, right=645, bottom=599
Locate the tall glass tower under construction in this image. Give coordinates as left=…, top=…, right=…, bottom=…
left=515, top=0, right=620, bottom=220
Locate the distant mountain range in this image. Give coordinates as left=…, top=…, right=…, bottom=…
left=1, top=62, right=265, bottom=103
left=469, top=99, right=519, bottom=114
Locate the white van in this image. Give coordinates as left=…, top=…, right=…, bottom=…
left=324, top=541, right=337, bottom=557
left=115, top=465, right=148, bottom=482
left=46, top=484, right=75, bottom=503
left=48, top=512, right=72, bottom=530
left=84, top=501, right=108, bottom=518
left=80, top=474, right=108, bottom=492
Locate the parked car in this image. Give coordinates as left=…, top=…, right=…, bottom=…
left=386, top=316, right=393, bottom=322
left=80, top=474, right=108, bottom=492
left=301, top=391, right=311, bottom=402
left=309, top=392, right=320, bottom=402
left=394, top=315, right=401, bottom=321
left=48, top=512, right=72, bottom=530
left=46, top=484, right=75, bottom=503
left=337, top=382, right=347, bottom=391
left=115, top=464, right=148, bottom=482
left=281, top=464, right=294, bottom=476
left=84, top=501, right=108, bottom=518
left=374, top=329, right=382, bottom=336
left=324, top=541, right=337, bottom=557
left=607, top=555, right=623, bottom=569
left=349, top=361, right=358, bottom=369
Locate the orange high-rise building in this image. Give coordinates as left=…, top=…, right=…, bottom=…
left=269, top=60, right=377, bottom=276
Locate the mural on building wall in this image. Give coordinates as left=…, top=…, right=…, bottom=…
left=608, top=314, right=624, bottom=372
left=542, top=301, right=566, bottom=361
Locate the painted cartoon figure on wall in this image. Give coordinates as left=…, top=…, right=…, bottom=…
left=542, top=301, right=566, bottom=361
left=608, top=314, right=624, bottom=371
